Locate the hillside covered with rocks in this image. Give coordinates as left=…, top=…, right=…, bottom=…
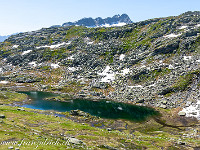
left=0, top=11, right=200, bottom=119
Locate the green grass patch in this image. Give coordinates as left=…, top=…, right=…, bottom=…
left=131, top=68, right=171, bottom=84
left=0, top=91, right=27, bottom=104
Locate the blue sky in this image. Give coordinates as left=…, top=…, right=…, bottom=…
left=0, top=0, right=199, bottom=35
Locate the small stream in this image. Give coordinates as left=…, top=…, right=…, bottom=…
left=19, top=91, right=159, bottom=122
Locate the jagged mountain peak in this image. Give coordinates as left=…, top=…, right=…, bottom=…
left=62, top=14, right=132, bottom=27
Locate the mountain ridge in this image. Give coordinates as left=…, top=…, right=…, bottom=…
left=51, top=14, right=132, bottom=28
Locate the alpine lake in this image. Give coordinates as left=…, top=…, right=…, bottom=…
left=19, top=91, right=159, bottom=122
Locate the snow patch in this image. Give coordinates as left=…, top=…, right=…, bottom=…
left=36, top=42, right=66, bottom=49
left=183, top=56, right=192, bottom=60
left=68, top=55, right=74, bottom=60
left=163, top=33, right=182, bottom=38
left=22, top=50, right=32, bottom=55
left=178, top=26, right=187, bottom=29
left=98, top=66, right=115, bottom=83
left=13, top=45, right=19, bottom=48
left=128, top=85, right=143, bottom=88
left=120, top=68, right=130, bottom=75
left=195, top=24, right=200, bottom=28
left=84, top=37, right=94, bottom=44
left=168, top=64, right=175, bottom=69
left=119, top=54, right=125, bottom=60
left=87, top=41, right=94, bottom=45
left=114, top=22, right=127, bottom=26
left=98, top=66, right=131, bottom=83
left=100, top=73, right=115, bottom=82
left=0, top=81, right=9, bottom=84
left=101, top=22, right=127, bottom=28
left=140, top=65, right=146, bottom=68
left=99, top=66, right=111, bottom=74
left=148, top=83, right=156, bottom=87
left=101, top=24, right=111, bottom=27
left=51, top=63, right=60, bottom=69
left=180, top=100, right=200, bottom=120
left=28, top=61, right=37, bottom=67
left=68, top=67, right=77, bottom=71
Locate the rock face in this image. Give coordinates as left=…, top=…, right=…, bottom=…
left=62, top=14, right=132, bottom=27
left=2, top=11, right=200, bottom=115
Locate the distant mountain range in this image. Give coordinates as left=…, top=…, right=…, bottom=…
left=51, top=14, right=132, bottom=28
left=0, top=33, right=19, bottom=42
left=0, top=35, right=10, bottom=42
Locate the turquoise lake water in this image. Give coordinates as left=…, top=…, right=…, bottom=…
left=19, top=91, right=159, bottom=122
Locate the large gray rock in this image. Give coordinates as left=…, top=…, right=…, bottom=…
left=67, top=137, right=83, bottom=145
left=69, top=110, right=89, bottom=117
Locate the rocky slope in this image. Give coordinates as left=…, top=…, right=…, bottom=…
left=1, top=11, right=200, bottom=118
